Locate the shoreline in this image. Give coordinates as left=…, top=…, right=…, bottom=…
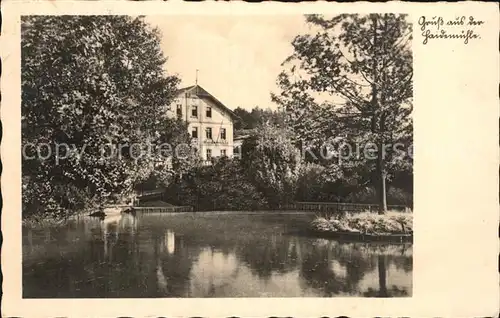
left=305, top=228, right=413, bottom=243
left=21, top=210, right=315, bottom=227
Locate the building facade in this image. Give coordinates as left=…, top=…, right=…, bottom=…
left=169, top=85, right=238, bottom=163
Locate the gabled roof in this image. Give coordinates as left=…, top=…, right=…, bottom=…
left=176, top=85, right=196, bottom=96
left=176, top=85, right=240, bottom=121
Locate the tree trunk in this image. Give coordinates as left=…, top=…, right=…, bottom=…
left=377, top=143, right=388, bottom=214
left=370, top=16, right=387, bottom=214
left=377, top=107, right=388, bottom=214
left=377, top=255, right=388, bottom=297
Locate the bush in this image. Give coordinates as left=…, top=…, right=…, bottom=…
left=295, top=163, right=328, bottom=202
left=164, top=158, right=268, bottom=211
left=311, top=210, right=413, bottom=235
left=23, top=177, right=99, bottom=220
left=241, top=125, right=301, bottom=208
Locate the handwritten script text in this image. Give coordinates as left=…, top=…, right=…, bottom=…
left=418, top=16, right=484, bottom=45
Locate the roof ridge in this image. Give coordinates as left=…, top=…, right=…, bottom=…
left=176, top=84, right=240, bottom=120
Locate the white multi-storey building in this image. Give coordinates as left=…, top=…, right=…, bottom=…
left=169, top=85, right=238, bottom=162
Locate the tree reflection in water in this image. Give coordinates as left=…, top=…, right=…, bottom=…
left=236, top=235, right=301, bottom=280
left=362, top=255, right=409, bottom=297
left=23, top=213, right=412, bottom=297
left=299, top=239, right=412, bottom=297
left=152, top=229, right=197, bottom=297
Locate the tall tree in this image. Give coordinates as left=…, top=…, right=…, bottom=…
left=233, top=107, right=257, bottom=130
left=233, top=106, right=286, bottom=132
left=273, top=14, right=413, bottom=213
left=241, top=124, right=302, bottom=208
left=22, top=16, right=181, bottom=217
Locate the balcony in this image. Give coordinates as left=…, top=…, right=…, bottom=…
left=203, top=139, right=228, bottom=145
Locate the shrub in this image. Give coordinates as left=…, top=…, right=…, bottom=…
left=295, top=163, right=327, bottom=202
left=241, top=125, right=302, bottom=208
left=311, top=210, right=413, bottom=235
left=164, top=158, right=268, bottom=211
left=22, top=177, right=99, bottom=220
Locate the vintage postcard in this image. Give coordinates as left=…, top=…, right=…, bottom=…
left=1, top=1, right=498, bottom=317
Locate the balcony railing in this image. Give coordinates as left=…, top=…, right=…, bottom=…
left=203, top=139, right=228, bottom=145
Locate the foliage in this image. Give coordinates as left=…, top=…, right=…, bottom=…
left=22, top=176, right=100, bottom=219
left=133, top=117, right=200, bottom=192
left=273, top=14, right=413, bottom=212
left=241, top=125, right=302, bottom=208
left=295, top=162, right=350, bottom=202
left=311, top=210, right=413, bottom=235
left=22, top=16, right=181, bottom=218
left=295, top=163, right=328, bottom=202
left=295, top=163, right=412, bottom=206
left=164, top=157, right=268, bottom=211
left=233, top=106, right=285, bottom=131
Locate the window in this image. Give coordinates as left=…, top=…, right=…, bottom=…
left=206, top=149, right=212, bottom=160
left=221, top=149, right=227, bottom=157
left=191, top=127, right=198, bottom=139
left=206, top=106, right=212, bottom=118
left=220, top=128, right=226, bottom=140
left=206, top=127, right=212, bottom=140
left=176, top=104, right=182, bottom=118
left=191, top=105, right=198, bottom=117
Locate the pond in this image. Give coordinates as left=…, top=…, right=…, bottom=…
left=22, top=212, right=412, bottom=297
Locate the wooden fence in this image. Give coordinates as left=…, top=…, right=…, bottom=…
left=134, top=206, right=193, bottom=213
left=134, top=188, right=409, bottom=214
left=281, top=202, right=408, bottom=214
left=131, top=203, right=408, bottom=214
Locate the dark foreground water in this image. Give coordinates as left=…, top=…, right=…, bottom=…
left=23, top=212, right=412, bottom=297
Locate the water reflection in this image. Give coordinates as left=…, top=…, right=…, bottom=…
left=23, top=212, right=412, bottom=298
left=189, top=247, right=240, bottom=297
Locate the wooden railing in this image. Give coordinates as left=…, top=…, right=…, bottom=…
left=281, top=202, right=408, bottom=213
left=134, top=206, right=193, bottom=213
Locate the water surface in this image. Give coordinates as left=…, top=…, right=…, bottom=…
left=23, top=212, right=412, bottom=297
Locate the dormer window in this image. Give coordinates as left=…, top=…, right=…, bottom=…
left=206, top=106, right=212, bottom=118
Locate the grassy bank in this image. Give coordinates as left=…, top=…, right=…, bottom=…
left=22, top=210, right=93, bottom=229
left=311, top=210, right=413, bottom=236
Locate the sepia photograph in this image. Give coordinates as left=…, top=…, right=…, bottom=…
left=20, top=13, right=413, bottom=298
left=2, top=1, right=499, bottom=317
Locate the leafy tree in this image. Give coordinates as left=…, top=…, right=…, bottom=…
left=133, top=117, right=200, bottom=193
left=233, top=107, right=257, bottom=130
left=233, top=106, right=286, bottom=132
left=241, top=125, right=302, bottom=208
left=295, top=163, right=327, bottom=202
left=164, top=158, right=267, bottom=211
left=273, top=14, right=413, bottom=213
left=22, top=16, right=181, bottom=218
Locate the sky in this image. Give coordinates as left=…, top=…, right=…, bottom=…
left=146, top=15, right=312, bottom=111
